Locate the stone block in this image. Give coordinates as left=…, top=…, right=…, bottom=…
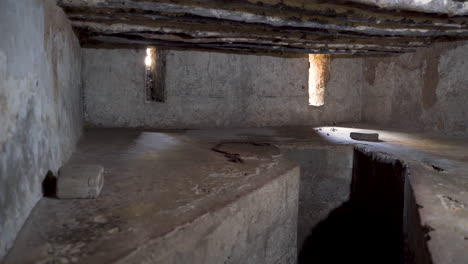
left=57, top=165, right=104, bottom=199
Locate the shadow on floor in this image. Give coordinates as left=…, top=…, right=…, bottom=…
left=298, top=200, right=404, bottom=264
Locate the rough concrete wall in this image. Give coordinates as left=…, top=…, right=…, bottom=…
left=83, top=49, right=363, bottom=128
left=280, top=145, right=354, bottom=250
left=119, top=166, right=299, bottom=264
left=0, top=0, right=82, bottom=259
left=361, top=41, right=468, bottom=136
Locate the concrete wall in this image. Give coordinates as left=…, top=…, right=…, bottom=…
left=280, top=145, right=354, bottom=250
left=0, top=0, right=82, bottom=259
left=119, top=166, right=299, bottom=264
left=361, top=41, right=468, bottom=136
left=83, top=49, right=363, bottom=128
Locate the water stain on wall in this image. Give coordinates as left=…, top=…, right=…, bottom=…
left=363, top=58, right=379, bottom=86
left=0, top=94, right=7, bottom=115
left=53, top=51, right=59, bottom=103
left=0, top=94, right=7, bottom=151
left=44, top=1, right=65, bottom=104
left=422, top=51, right=441, bottom=110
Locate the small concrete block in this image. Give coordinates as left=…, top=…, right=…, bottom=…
left=57, top=165, right=104, bottom=199
left=350, top=132, right=380, bottom=142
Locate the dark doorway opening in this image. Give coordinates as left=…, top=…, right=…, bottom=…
left=42, top=171, right=57, bottom=198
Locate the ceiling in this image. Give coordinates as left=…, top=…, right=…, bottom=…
left=57, top=0, right=468, bottom=55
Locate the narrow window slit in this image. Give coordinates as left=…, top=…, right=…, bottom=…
left=145, top=47, right=167, bottom=102
left=308, top=54, right=330, bottom=107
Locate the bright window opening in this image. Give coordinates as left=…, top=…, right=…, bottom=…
left=145, top=47, right=167, bottom=102
left=145, top=48, right=153, bottom=67
left=308, top=54, right=330, bottom=107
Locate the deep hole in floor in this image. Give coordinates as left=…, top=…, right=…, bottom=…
left=298, top=148, right=432, bottom=264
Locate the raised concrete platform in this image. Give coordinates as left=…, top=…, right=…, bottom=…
left=181, top=125, right=468, bottom=263
left=4, top=130, right=299, bottom=264
left=4, top=125, right=468, bottom=264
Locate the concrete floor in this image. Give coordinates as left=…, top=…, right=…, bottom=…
left=4, top=125, right=468, bottom=264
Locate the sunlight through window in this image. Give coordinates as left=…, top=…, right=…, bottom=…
left=145, top=48, right=153, bottom=67
left=308, top=54, right=330, bottom=107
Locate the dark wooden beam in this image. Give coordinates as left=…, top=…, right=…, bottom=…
left=56, top=0, right=468, bottom=54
